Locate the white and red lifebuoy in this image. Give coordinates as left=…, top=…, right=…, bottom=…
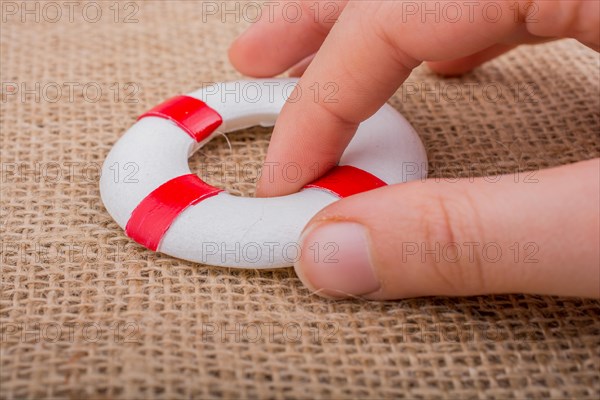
left=100, top=79, right=428, bottom=269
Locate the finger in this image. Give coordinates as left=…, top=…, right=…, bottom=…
left=228, top=1, right=346, bottom=77
left=256, top=2, right=422, bottom=196
left=256, top=0, right=600, bottom=197
left=255, top=1, right=533, bottom=197
left=426, top=44, right=518, bottom=76
left=288, top=53, right=316, bottom=77
left=295, top=159, right=600, bottom=300
left=427, top=35, right=558, bottom=76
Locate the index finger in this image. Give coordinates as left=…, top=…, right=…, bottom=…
left=254, top=0, right=566, bottom=197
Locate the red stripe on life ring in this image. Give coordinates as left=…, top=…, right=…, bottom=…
left=138, top=96, right=223, bottom=142
left=125, top=174, right=223, bottom=251
left=303, top=165, right=387, bottom=198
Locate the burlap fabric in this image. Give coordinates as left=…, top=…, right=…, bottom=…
left=1, top=1, right=599, bottom=399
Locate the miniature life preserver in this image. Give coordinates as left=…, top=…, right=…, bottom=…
left=100, top=79, right=427, bottom=268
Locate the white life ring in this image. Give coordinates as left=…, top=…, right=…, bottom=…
left=100, top=78, right=427, bottom=269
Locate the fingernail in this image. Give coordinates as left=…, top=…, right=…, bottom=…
left=295, top=222, right=380, bottom=298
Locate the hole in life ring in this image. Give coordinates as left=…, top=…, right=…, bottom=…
left=187, top=125, right=272, bottom=198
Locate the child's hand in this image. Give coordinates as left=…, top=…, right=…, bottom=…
left=229, top=1, right=600, bottom=299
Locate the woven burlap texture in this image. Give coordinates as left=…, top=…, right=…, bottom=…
left=1, top=1, right=599, bottom=399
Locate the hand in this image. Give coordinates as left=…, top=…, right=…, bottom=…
left=229, top=0, right=600, bottom=299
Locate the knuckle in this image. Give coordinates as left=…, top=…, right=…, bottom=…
left=523, top=0, right=599, bottom=47
left=416, top=188, right=488, bottom=295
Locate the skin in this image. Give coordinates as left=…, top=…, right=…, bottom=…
left=229, top=0, right=600, bottom=299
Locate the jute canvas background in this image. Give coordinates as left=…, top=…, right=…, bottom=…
left=1, top=1, right=599, bottom=398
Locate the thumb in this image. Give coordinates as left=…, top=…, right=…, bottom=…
left=294, top=159, right=600, bottom=300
